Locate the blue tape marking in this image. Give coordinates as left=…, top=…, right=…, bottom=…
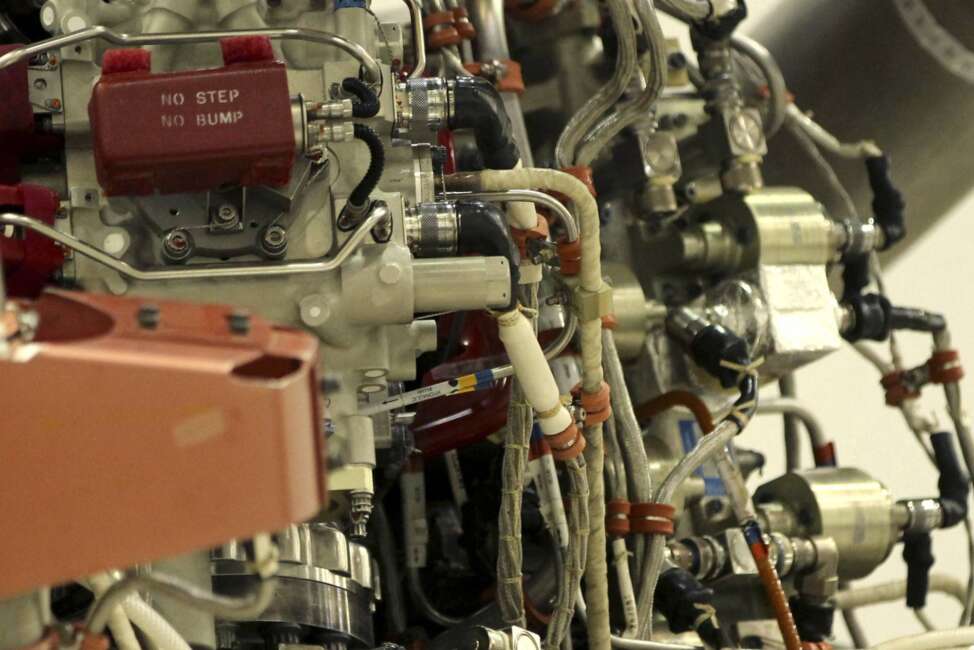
left=531, top=423, right=543, bottom=443
left=678, top=418, right=697, bottom=454
left=679, top=418, right=726, bottom=496
left=474, top=368, right=495, bottom=390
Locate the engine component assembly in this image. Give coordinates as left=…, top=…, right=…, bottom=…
left=1, top=1, right=972, bottom=650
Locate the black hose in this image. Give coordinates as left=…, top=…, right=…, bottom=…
left=448, top=77, right=520, bottom=170
left=342, top=77, right=380, bottom=118
left=866, top=155, right=906, bottom=251
left=931, top=431, right=970, bottom=528
left=888, top=306, right=946, bottom=334
left=370, top=503, right=408, bottom=638
left=656, top=567, right=729, bottom=649
left=344, top=123, right=385, bottom=217
left=455, top=200, right=520, bottom=310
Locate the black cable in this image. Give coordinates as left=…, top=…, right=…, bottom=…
left=865, top=155, right=906, bottom=251
left=342, top=77, right=380, bottom=118
left=343, top=123, right=385, bottom=218
left=371, top=502, right=409, bottom=638
left=887, top=306, right=946, bottom=334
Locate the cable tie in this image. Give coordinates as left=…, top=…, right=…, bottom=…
left=692, top=602, right=717, bottom=630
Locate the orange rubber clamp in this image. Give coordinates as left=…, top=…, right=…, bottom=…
left=547, top=166, right=596, bottom=213
left=557, top=239, right=582, bottom=276
left=452, top=7, right=477, bottom=39
left=580, top=381, right=611, bottom=426
left=423, top=11, right=461, bottom=48
left=510, top=213, right=550, bottom=258
left=929, top=349, right=964, bottom=384
left=464, top=59, right=525, bottom=94
left=606, top=499, right=631, bottom=537
left=562, top=165, right=597, bottom=197
left=881, top=370, right=920, bottom=407
left=546, top=422, right=586, bottom=461
left=630, top=502, right=675, bottom=536
left=80, top=632, right=110, bottom=650
left=601, top=314, right=618, bottom=330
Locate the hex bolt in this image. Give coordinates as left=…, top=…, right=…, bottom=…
left=260, top=224, right=288, bottom=258
left=227, top=310, right=251, bottom=336
left=162, top=228, right=193, bottom=262
left=137, top=304, right=160, bottom=329
left=212, top=203, right=240, bottom=229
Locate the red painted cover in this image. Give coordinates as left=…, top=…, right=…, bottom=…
left=0, top=44, right=35, bottom=183
left=0, top=183, right=65, bottom=297
left=88, top=57, right=295, bottom=195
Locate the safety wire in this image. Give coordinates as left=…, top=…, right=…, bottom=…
left=553, top=0, right=638, bottom=168
left=784, top=99, right=967, bottom=635
left=497, top=286, right=539, bottom=626
left=574, top=0, right=669, bottom=166
left=787, top=99, right=974, bottom=629
left=547, top=454, right=590, bottom=649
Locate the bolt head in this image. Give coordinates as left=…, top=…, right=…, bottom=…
left=378, top=263, right=402, bottom=284
left=214, top=203, right=239, bottom=225
left=260, top=225, right=288, bottom=258
left=227, top=310, right=251, bottom=335
left=162, top=229, right=193, bottom=261
left=137, top=304, right=160, bottom=329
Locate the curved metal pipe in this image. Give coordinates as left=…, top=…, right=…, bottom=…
left=444, top=190, right=580, bottom=241
left=0, top=203, right=389, bottom=281
left=403, top=0, right=428, bottom=79
left=729, top=33, right=788, bottom=138
left=0, top=25, right=382, bottom=84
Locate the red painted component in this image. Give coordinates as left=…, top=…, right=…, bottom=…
left=0, top=183, right=65, bottom=297
left=101, top=48, right=152, bottom=75
left=0, top=290, right=325, bottom=599
left=413, top=312, right=511, bottom=457
left=0, top=44, right=35, bottom=183
left=413, top=314, right=573, bottom=457
left=812, top=441, right=837, bottom=467
left=436, top=129, right=457, bottom=175
left=89, top=44, right=295, bottom=196
left=220, top=35, right=276, bottom=65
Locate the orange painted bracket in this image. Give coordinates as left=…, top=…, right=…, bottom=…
left=0, top=290, right=325, bottom=598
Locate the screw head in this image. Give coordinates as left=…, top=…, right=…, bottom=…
left=137, top=304, right=160, bottom=329
left=162, top=229, right=193, bottom=262
left=227, top=310, right=251, bottom=335
left=378, top=263, right=402, bottom=285
left=212, top=203, right=239, bottom=228
left=260, top=224, right=288, bottom=258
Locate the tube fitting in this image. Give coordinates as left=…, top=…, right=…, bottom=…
left=394, top=77, right=450, bottom=137
left=404, top=202, right=459, bottom=257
